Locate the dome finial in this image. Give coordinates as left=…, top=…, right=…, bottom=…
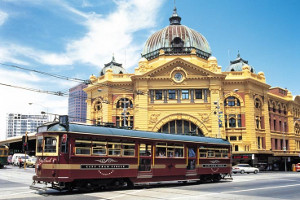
left=112, top=53, right=115, bottom=62
left=237, top=50, right=240, bottom=58
left=169, top=2, right=181, bottom=25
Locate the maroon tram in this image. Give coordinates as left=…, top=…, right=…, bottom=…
left=32, top=115, right=232, bottom=191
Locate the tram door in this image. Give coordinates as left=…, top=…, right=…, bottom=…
left=187, top=146, right=196, bottom=171
left=138, top=144, right=152, bottom=172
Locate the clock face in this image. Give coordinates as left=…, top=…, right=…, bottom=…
left=174, top=72, right=183, bottom=81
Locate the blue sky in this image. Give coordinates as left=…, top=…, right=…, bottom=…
left=0, top=0, right=299, bottom=139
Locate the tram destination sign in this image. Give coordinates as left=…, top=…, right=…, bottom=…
left=81, top=164, right=129, bottom=170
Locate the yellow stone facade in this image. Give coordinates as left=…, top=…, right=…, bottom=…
left=84, top=9, right=300, bottom=168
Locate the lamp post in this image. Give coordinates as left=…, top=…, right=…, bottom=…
left=283, top=120, right=287, bottom=172
left=28, top=102, right=49, bottom=121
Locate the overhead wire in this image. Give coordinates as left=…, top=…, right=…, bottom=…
left=0, top=62, right=139, bottom=94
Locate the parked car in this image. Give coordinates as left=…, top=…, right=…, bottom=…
left=25, top=156, right=37, bottom=168
left=296, top=163, right=300, bottom=172
left=254, top=163, right=268, bottom=171
left=232, top=164, right=259, bottom=174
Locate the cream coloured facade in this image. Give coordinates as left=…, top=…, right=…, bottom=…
left=84, top=8, right=300, bottom=169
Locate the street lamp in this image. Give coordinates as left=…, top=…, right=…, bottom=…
left=28, top=102, right=49, bottom=121
left=283, top=120, right=287, bottom=172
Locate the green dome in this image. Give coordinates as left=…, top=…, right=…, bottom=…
left=142, top=7, right=212, bottom=61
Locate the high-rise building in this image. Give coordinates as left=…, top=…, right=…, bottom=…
left=6, top=113, right=48, bottom=138
left=68, top=83, right=87, bottom=123
left=84, top=7, right=300, bottom=168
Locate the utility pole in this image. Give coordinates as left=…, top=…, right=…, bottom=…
left=24, top=131, right=28, bottom=169
left=214, top=100, right=222, bottom=138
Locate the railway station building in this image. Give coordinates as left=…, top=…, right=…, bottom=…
left=84, top=8, right=300, bottom=169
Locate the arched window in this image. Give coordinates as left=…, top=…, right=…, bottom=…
left=116, top=98, right=133, bottom=109
left=255, top=98, right=262, bottom=109
left=272, top=102, right=276, bottom=112
left=94, top=101, right=102, bottom=111
left=224, top=96, right=240, bottom=107
left=278, top=104, right=282, bottom=114
left=158, top=120, right=203, bottom=136
left=283, top=106, right=287, bottom=115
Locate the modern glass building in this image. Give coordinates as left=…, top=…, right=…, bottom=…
left=68, top=83, right=87, bottom=123
left=6, top=113, right=48, bottom=138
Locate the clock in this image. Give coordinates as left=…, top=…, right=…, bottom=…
left=174, top=72, right=183, bottom=81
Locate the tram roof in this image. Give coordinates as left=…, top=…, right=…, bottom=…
left=46, top=123, right=230, bottom=146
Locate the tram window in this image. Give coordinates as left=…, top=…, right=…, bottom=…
left=199, top=149, right=207, bottom=158
left=167, top=147, right=174, bottom=157
left=207, top=150, right=215, bottom=157
left=92, top=141, right=106, bottom=156
left=156, top=143, right=167, bottom=157
left=172, top=144, right=184, bottom=158
left=221, top=149, right=229, bottom=158
left=37, top=136, right=43, bottom=153
left=0, top=150, right=2, bottom=155
left=156, top=143, right=184, bottom=158
left=75, top=140, right=91, bottom=155
left=76, top=148, right=90, bottom=155
left=123, top=143, right=135, bottom=156
left=44, top=137, right=57, bottom=153
left=107, top=143, right=121, bottom=156
left=215, top=149, right=222, bottom=157
left=139, top=144, right=152, bottom=156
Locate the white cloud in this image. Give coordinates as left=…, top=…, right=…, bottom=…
left=63, top=0, right=164, bottom=69
left=0, top=44, right=73, bottom=66
left=0, top=0, right=165, bottom=140
left=0, top=10, right=8, bottom=26
left=0, top=0, right=164, bottom=69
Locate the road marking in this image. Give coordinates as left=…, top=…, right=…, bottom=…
left=0, top=187, right=29, bottom=191
left=169, top=183, right=300, bottom=199
left=89, top=189, right=144, bottom=200
left=228, top=183, right=300, bottom=193
left=0, top=190, right=34, bottom=197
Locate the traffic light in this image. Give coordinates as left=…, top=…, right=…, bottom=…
left=23, top=142, right=28, bottom=151
left=22, top=133, right=28, bottom=152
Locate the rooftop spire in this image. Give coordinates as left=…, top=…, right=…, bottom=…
left=112, top=53, right=115, bottom=62
left=169, top=6, right=181, bottom=25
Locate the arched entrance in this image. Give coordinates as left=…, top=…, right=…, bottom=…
left=158, top=119, right=204, bottom=136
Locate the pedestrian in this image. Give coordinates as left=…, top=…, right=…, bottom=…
left=18, top=157, right=22, bottom=168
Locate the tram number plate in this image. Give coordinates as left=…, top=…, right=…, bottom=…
left=81, top=164, right=129, bottom=170
left=202, top=164, right=227, bottom=168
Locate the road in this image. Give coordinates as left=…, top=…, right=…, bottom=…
left=0, top=165, right=300, bottom=200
